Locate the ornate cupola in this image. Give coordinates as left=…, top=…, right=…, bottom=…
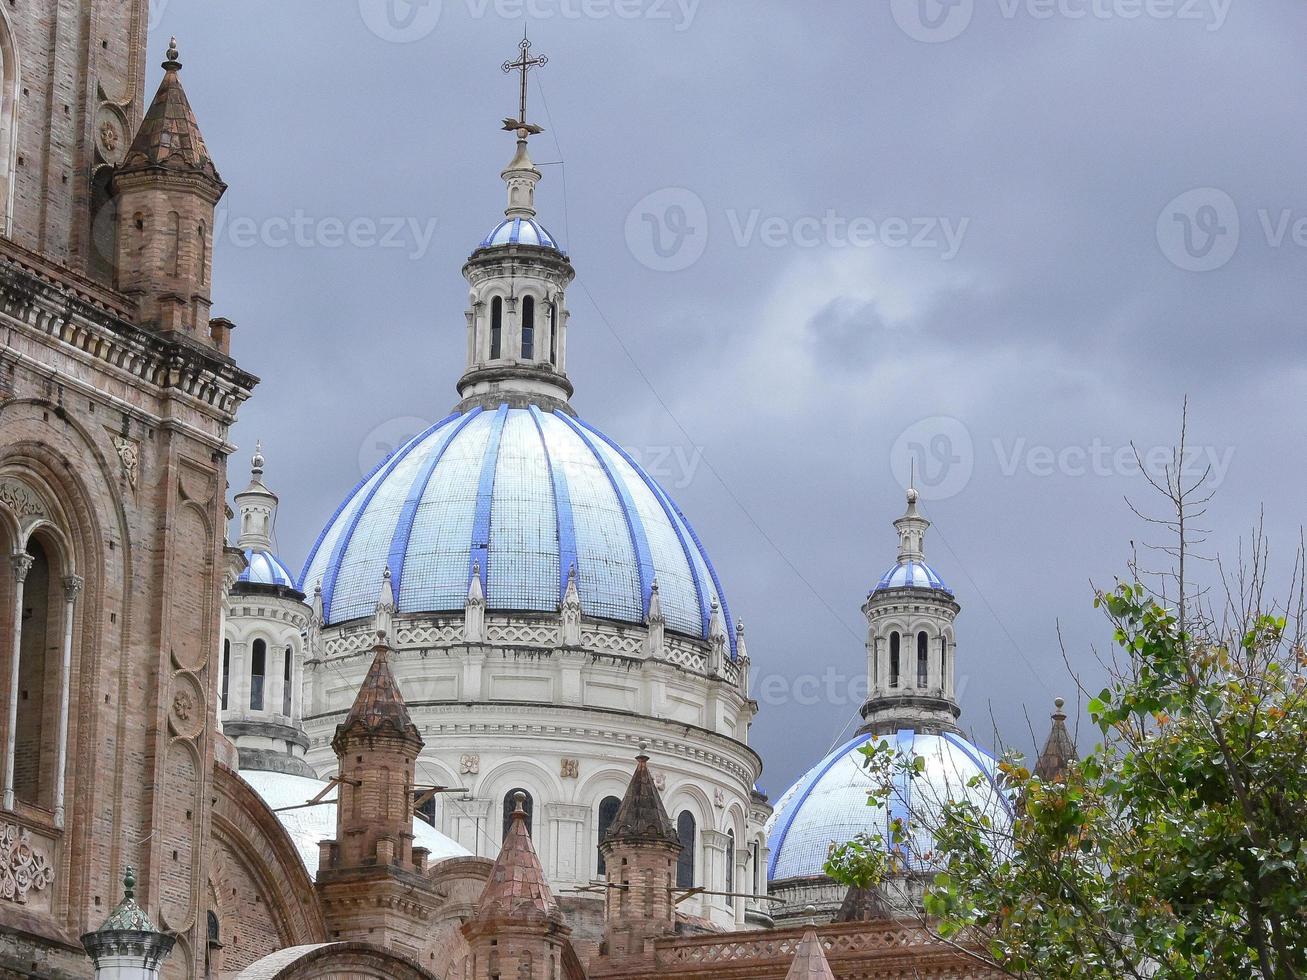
left=859, top=489, right=962, bottom=735
left=457, top=33, right=576, bottom=414
left=233, top=442, right=278, bottom=553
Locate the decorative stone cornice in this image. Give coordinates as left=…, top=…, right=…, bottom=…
left=0, top=238, right=258, bottom=423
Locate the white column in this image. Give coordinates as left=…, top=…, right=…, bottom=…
left=3, top=552, right=33, bottom=812
left=53, top=574, right=82, bottom=828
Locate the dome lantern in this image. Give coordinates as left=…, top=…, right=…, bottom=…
left=457, top=34, right=576, bottom=413
left=860, top=488, right=961, bottom=736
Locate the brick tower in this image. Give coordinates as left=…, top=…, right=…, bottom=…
left=316, top=629, right=441, bottom=955
left=598, top=746, right=683, bottom=959
left=112, top=39, right=228, bottom=347
left=462, top=791, right=572, bottom=980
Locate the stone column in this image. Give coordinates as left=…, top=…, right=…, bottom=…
left=53, top=574, right=83, bottom=828
left=2, top=552, right=33, bottom=811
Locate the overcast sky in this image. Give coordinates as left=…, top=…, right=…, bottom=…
left=152, top=0, right=1306, bottom=795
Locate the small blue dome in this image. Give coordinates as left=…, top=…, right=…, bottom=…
left=239, top=549, right=297, bottom=588
left=301, top=405, right=735, bottom=655
left=479, top=217, right=563, bottom=252
left=873, top=559, right=951, bottom=594
left=765, top=730, right=1010, bottom=881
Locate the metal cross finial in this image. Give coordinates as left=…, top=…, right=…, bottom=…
left=501, top=30, right=547, bottom=137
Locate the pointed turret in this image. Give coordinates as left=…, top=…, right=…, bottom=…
left=600, top=745, right=682, bottom=958
left=373, top=566, right=396, bottom=638
left=464, top=561, right=486, bottom=642
left=645, top=578, right=665, bottom=656
left=834, top=883, right=892, bottom=923
left=1033, top=698, right=1077, bottom=784
left=463, top=791, right=572, bottom=979
left=560, top=565, right=582, bottom=646
left=785, top=929, right=837, bottom=980
left=113, top=39, right=228, bottom=344
left=325, top=632, right=424, bottom=872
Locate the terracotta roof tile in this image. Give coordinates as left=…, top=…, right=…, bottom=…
left=333, top=638, right=418, bottom=745
left=1034, top=699, right=1077, bottom=784
left=785, top=929, right=836, bottom=980
left=120, top=46, right=220, bottom=183
left=605, top=752, right=679, bottom=848
left=475, top=794, right=561, bottom=924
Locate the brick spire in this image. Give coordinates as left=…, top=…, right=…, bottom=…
left=1033, top=697, right=1077, bottom=783
left=604, top=746, right=679, bottom=848
left=785, top=929, right=836, bottom=980
left=120, top=38, right=222, bottom=184
left=475, top=791, right=563, bottom=924
left=332, top=633, right=417, bottom=749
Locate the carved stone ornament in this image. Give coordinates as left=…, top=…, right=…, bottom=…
left=653, top=772, right=667, bottom=792
left=168, top=673, right=205, bottom=739
left=459, top=753, right=480, bottom=776
left=560, top=758, right=579, bottom=779
left=714, top=788, right=726, bottom=808
left=0, top=480, right=44, bottom=519
left=0, top=823, right=55, bottom=905
left=112, top=437, right=139, bottom=488
left=173, top=691, right=194, bottom=723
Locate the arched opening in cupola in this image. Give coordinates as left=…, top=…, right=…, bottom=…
left=596, top=794, right=621, bottom=875
left=889, top=631, right=901, bottom=688
left=521, top=295, right=536, bottom=360
left=250, top=638, right=266, bottom=710
left=917, top=631, right=929, bottom=688
left=490, top=297, right=503, bottom=359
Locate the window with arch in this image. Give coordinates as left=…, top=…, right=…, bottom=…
left=676, top=811, right=696, bottom=888
left=940, top=636, right=948, bottom=693
left=503, top=788, right=534, bottom=839
left=250, top=639, right=266, bottom=711
left=521, top=295, right=535, bottom=361
left=596, top=794, right=622, bottom=875
left=889, top=631, right=901, bottom=688
left=918, top=631, right=929, bottom=688
left=750, top=839, right=761, bottom=896
left=0, top=19, right=16, bottom=237
left=221, top=639, right=230, bottom=710
left=549, top=302, right=558, bottom=365
left=282, top=645, right=292, bottom=716
left=14, top=536, right=55, bottom=807
left=167, top=211, right=182, bottom=277
left=726, top=829, right=736, bottom=907
left=198, top=222, right=209, bottom=286
left=490, top=297, right=503, bottom=359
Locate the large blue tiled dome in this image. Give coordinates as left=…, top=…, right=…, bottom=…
left=301, top=405, right=735, bottom=654
left=765, top=730, right=1010, bottom=881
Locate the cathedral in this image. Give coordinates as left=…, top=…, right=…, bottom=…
left=0, top=8, right=1071, bottom=979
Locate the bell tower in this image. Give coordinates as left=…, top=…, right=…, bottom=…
left=456, top=34, right=576, bottom=413
left=860, top=490, right=962, bottom=735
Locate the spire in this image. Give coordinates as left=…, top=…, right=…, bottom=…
left=560, top=565, right=582, bottom=646
left=785, top=929, right=837, bottom=980
left=835, top=882, right=892, bottom=922
left=251, top=439, right=265, bottom=479
left=333, top=633, right=418, bottom=749
left=605, top=744, right=679, bottom=848
left=120, top=38, right=222, bottom=184
left=465, top=562, right=486, bottom=642
left=476, top=791, right=563, bottom=924
left=894, top=487, right=930, bottom=562
left=373, top=567, right=396, bottom=638
left=1033, top=698, right=1077, bottom=783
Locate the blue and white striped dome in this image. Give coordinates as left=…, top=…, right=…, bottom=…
left=479, top=217, right=563, bottom=252
left=239, top=548, right=297, bottom=589
left=873, top=559, right=951, bottom=594
left=765, top=730, right=1010, bottom=881
left=301, top=405, right=735, bottom=654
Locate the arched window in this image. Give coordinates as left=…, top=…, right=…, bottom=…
left=750, top=839, right=761, bottom=896
left=282, top=645, right=292, bottom=715
left=490, top=297, right=503, bottom=359
left=521, top=295, right=535, bottom=361
left=918, top=631, right=929, bottom=688
left=249, top=639, right=266, bottom=711
left=0, top=19, right=17, bottom=236
left=596, top=795, right=622, bottom=875
left=198, top=222, right=209, bottom=286
left=676, top=811, right=696, bottom=888
left=889, top=632, right=901, bottom=689
left=549, top=302, right=558, bottom=365
left=726, top=829, right=736, bottom=907
left=221, top=639, right=230, bottom=710
left=14, top=538, right=53, bottom=807
left=503, top=788, right=534, bottom=839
